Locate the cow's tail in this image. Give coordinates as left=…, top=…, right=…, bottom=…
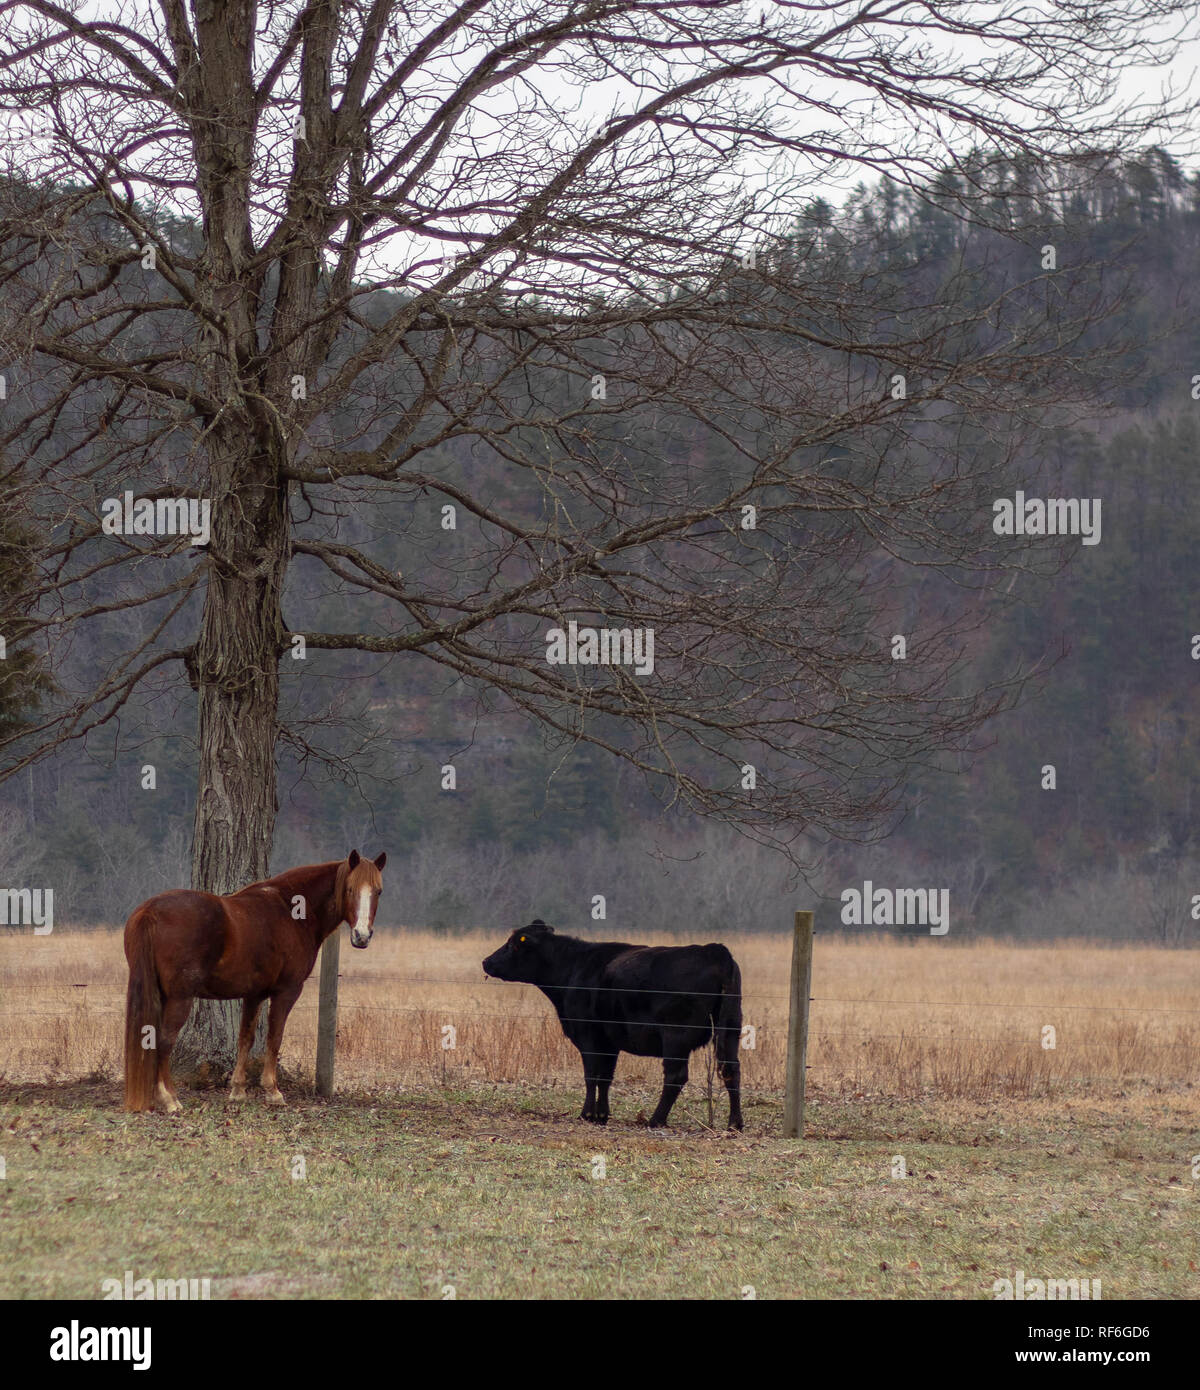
left=124, top=908, right=161, bottom=1112
left=706, top=944, right=742, bottom=1068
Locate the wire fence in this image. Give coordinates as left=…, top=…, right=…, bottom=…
left=2, top=968, right=1196, bottom=1104
left=4, top=1000, right=1199, bottom=1051
left=4, top=974, right=1200, bottom=1021
left=5, top=974, right=1200, bottom=1026
left=6, top=970, right=1200, bottom=1014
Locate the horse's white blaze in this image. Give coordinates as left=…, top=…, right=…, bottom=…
left=350, top=884, right=372, bottom=944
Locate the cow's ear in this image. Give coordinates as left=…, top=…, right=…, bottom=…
left=373, top=851, right=387, bottom=870
left=347, top=849, right=360, bottom=869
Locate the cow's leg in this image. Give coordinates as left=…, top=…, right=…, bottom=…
left=260, top=986, right=301, bottom=1104
left=719, top=1057, right=743, bottom=1131
left=579, top=1048, right=598, bottom=1122
left=155, top=996, right=193, bottom=1114
left=648, top=1057, right=688, bottom=1128
left=591, top=1052, right=618, bottom=1125
left=229, top=996, right=264, bottom=1101
left=715, top=1020, right=744, bottom=1131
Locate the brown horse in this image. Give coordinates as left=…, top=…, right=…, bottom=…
left=124, top=850, right=386, bottom=1113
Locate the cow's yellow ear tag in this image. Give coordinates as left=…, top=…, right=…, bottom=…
left=520, top=936, right=526, bottom=942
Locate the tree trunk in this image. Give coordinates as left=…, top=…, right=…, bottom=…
left=172, top=427, right=290, bottom=1082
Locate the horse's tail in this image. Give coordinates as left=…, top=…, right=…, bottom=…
left=124, top=908, right=161, bottom=1112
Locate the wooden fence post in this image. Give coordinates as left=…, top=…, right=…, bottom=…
left=315, top=927, right=340, bottom=1097
left=783, top=909, right=814, bottom=1137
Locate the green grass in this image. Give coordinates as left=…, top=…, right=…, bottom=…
left=1, top=1078, right=1197, bottom=1299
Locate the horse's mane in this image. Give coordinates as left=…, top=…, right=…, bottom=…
left=235, top=861, right=343, bottom=898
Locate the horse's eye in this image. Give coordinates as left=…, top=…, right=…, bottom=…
left=518, top=936, right=525, bottom=944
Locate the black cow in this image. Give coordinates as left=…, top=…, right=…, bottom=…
left=482, top=920, right=743, bottom=1130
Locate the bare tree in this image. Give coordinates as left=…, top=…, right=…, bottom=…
left=0, top=0, right=1195, bottom=1072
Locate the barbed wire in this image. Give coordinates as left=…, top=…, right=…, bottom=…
left=3, top=974, right=1199, bottom=1015
left=3, top=1007, right=1197, bottom=1060
left=4, top=999, right=1200, bottom=1047
left=811, top=996, right=1200, bottom=1016
left=0, top=975, right=785, bottom=1001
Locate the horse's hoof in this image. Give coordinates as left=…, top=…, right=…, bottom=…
left=229, top=1087, right=247, bottom=1102
left=263, top=1089, right=285, bottom=1105
left=164, top=1098, right=183, bottom=1115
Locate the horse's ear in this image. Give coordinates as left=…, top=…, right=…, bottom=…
left=347, top=849, right=360, bottom=869
left=373, top=851, right=387, bottom=870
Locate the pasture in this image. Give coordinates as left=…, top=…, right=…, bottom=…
left=1, top=929, right=1198, bottom=1299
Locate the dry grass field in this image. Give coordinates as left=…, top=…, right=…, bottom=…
left=2, top=928, right=1197, bottom=1299
left=1, top=927, right=1197, bottom=1104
